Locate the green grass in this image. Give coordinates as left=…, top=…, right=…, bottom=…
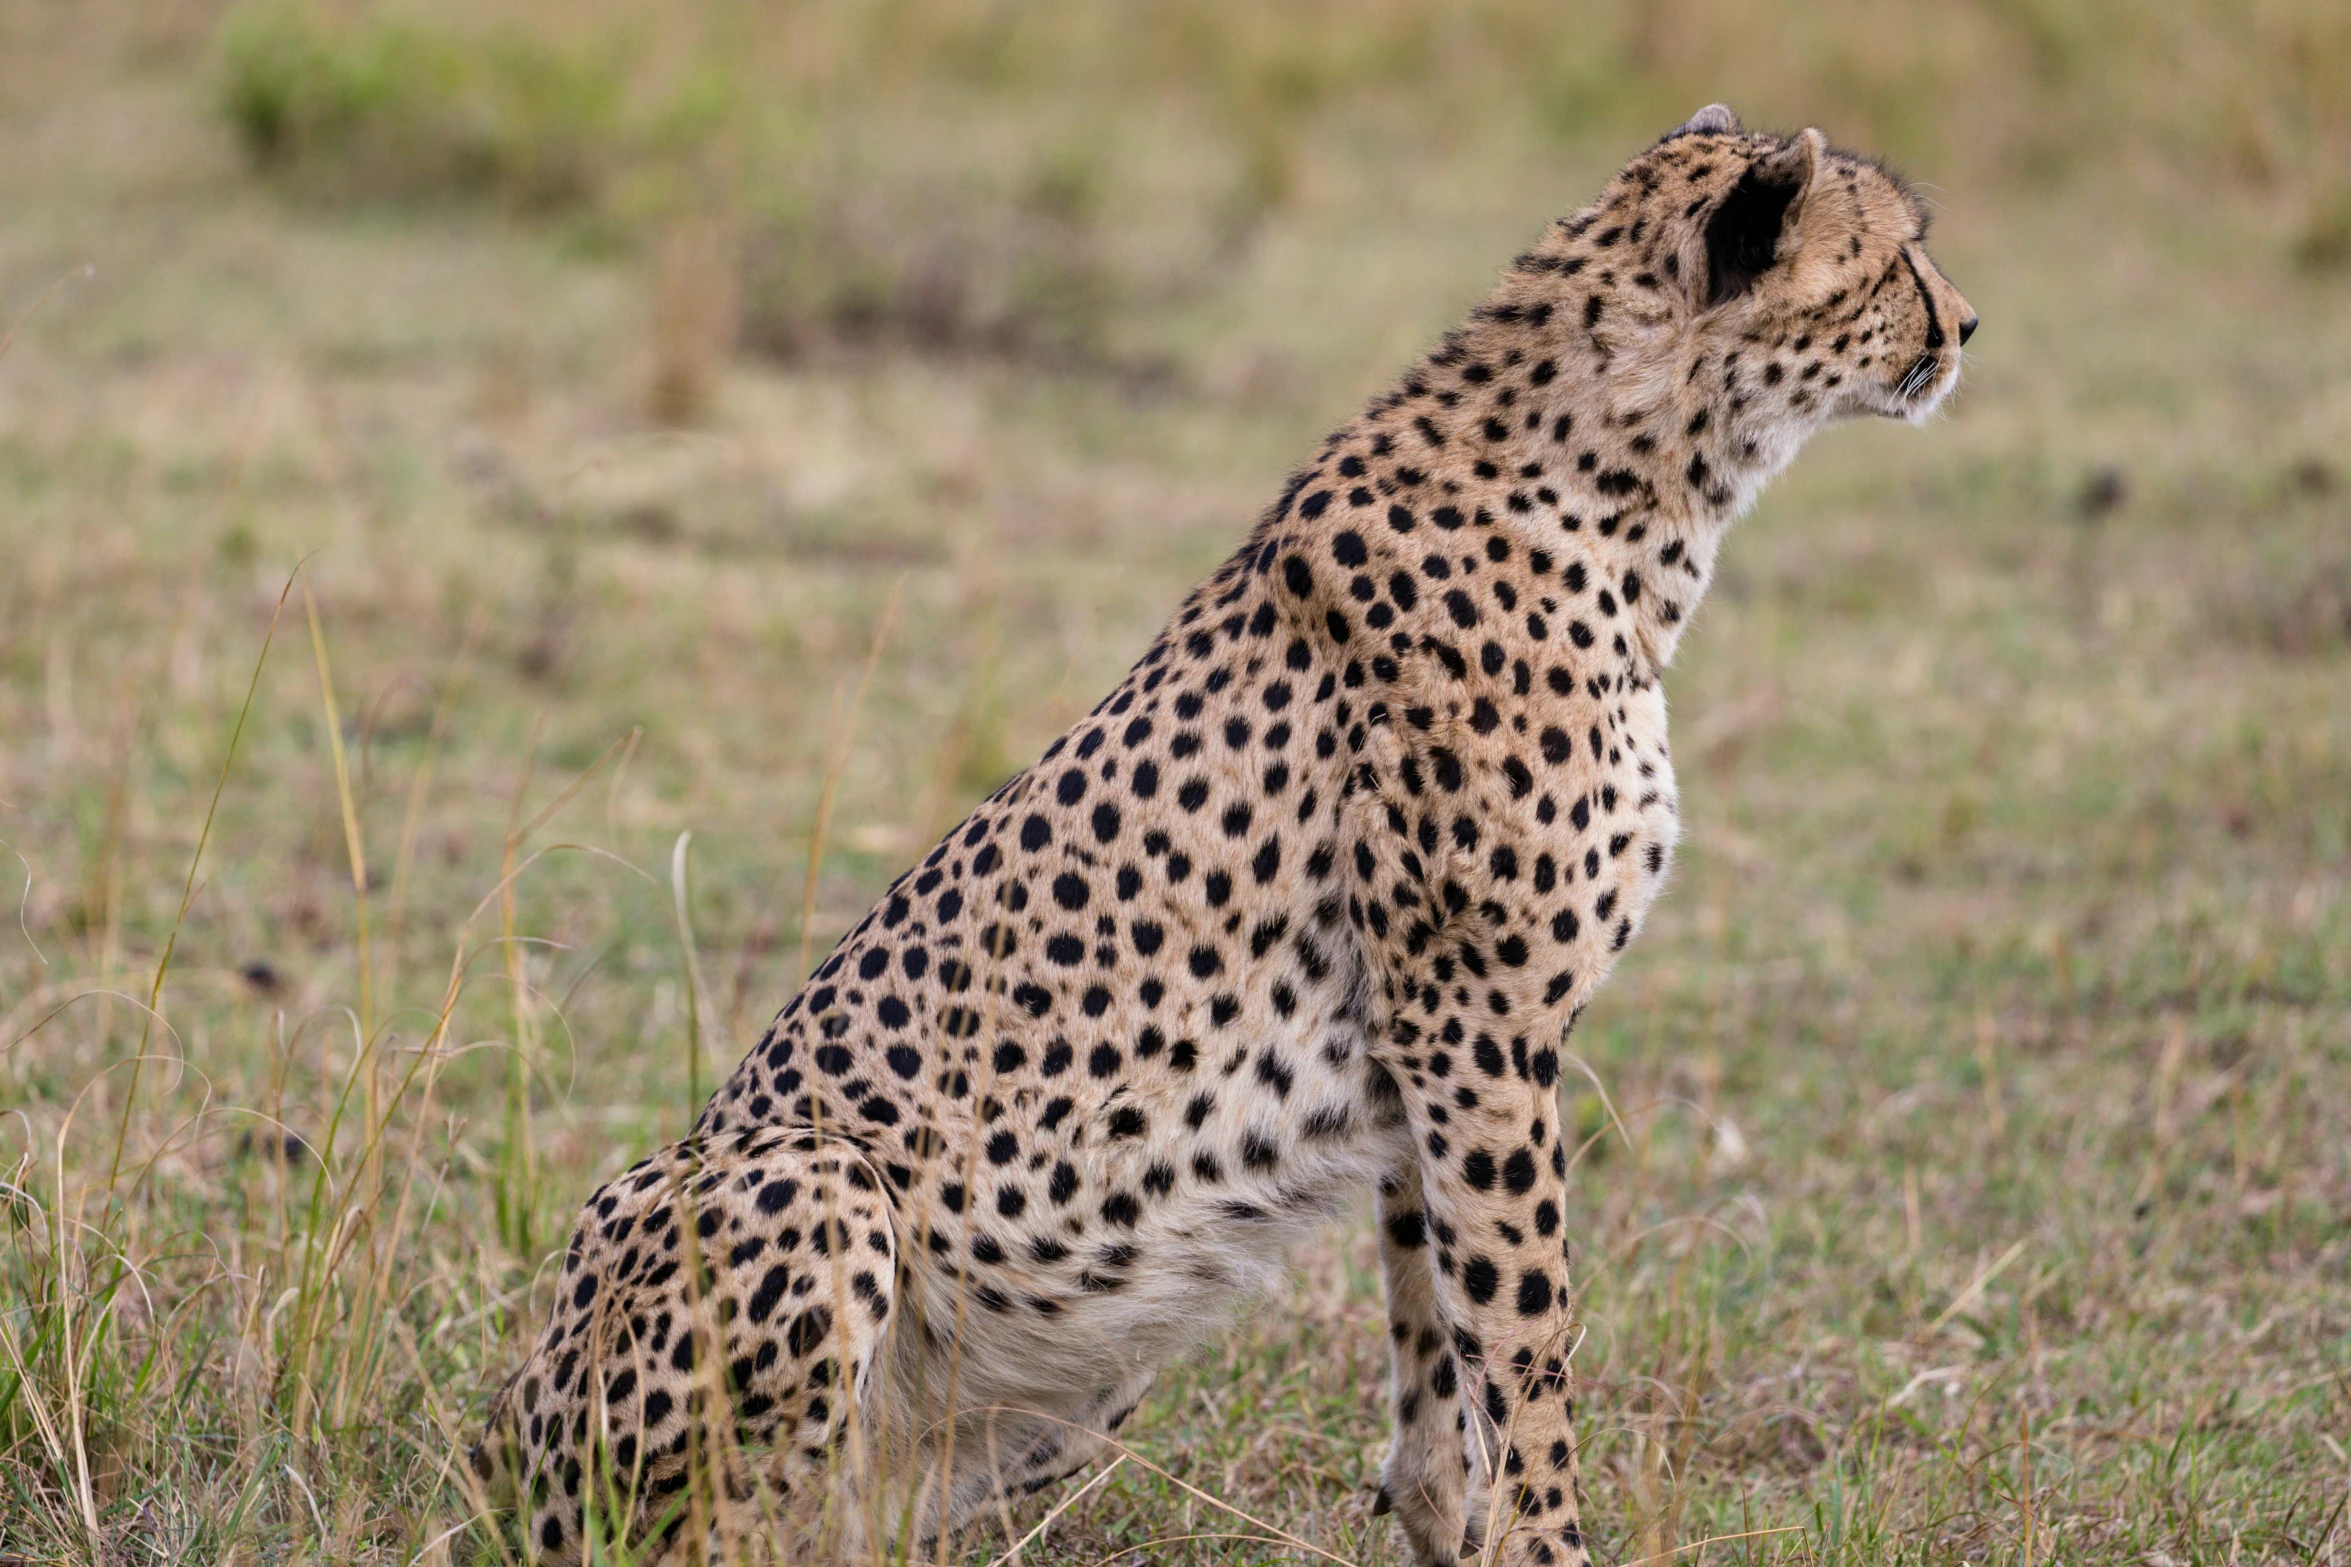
left=215, top=1, right=632, bottom=212
left=2, top=2, right=2348, bottom=1563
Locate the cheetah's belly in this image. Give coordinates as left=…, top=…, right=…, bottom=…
left=913, top=1010, right=1408, bottom=1409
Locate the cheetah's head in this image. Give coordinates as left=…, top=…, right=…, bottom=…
left=1637, top=104, right=1977, bottom=430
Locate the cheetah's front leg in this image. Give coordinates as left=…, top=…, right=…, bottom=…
left=1387, top=1067, right=1589, bottom=1567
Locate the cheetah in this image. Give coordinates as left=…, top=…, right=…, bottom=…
left=471, top=103, right=1976, bottom=1567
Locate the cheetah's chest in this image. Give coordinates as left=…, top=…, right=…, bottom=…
left=1583, top=679, right=1682, bottom=956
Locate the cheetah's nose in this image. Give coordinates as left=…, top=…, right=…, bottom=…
left=1958, top=313, right=1978, bottom=346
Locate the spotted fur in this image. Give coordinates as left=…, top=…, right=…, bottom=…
left=472, top=104, right=1975, bottom=1566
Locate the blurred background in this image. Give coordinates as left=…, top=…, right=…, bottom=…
left=1, top=2, right=2346, bottom=1563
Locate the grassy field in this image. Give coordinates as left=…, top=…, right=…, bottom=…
left=2, top=2, right=2348, bottom=1562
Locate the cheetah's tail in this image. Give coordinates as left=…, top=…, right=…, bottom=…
left=461, top=1372, right=527, bottom=1523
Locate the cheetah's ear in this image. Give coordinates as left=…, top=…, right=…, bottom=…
left=1673, top=103, right=1742, bottom=138
left=1700, top=127, right=1825, bottom=308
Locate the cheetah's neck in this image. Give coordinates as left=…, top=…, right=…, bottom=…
left=1344, top=233, right=1818, bottom=678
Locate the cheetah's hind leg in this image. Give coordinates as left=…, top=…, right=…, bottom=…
left=466, top=1128, right=899, bottom=1565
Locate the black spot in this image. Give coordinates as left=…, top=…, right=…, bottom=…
left=747, top=1266, right=792, bottom=1324
left=1254, top=1052, right=1295, bottom=1097
left=786, top=1305, right=834, bottom=1358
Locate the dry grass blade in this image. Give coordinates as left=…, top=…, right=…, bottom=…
left=102, top=566, right=299, bottom=1191
left=951, top=1407, right=1365, bottom=1567
left=0, top=1307, right=85, bottom=1550
left=671, top=829, right=711, bottom=1114
left=1075, top=1532, right=1341, bottom=1566
left=1926, top=1239, right=2028, bottom=1334
left=302, top=577, right=375, bottom=1038
left=797, top=581, right=905, bottom=979
left=4, top=839, right=48, bottom=967
left=385, top=597, right=491, bottom=989
left=983, top=1455, right=1127, bottom=1567
left=0, top=263, right=93, bottom=363
left=1615, top=1524, right=1804, bottom=1565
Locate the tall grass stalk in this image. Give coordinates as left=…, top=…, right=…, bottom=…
left=795, top=583, right=904, bottom=982
left=384, top=597, right=489, bottom=1010
left=104, top=570, right=297, bottom=1192
left=495, top=712, right=547, bottom=1260
left=670, top=829, right=710, bottom=1120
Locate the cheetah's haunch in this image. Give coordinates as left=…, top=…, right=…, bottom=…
left=472, top=103, right=1974, bottom=1566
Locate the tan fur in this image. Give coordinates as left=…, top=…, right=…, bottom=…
left=472, top=104, right=1974, bottom=1566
